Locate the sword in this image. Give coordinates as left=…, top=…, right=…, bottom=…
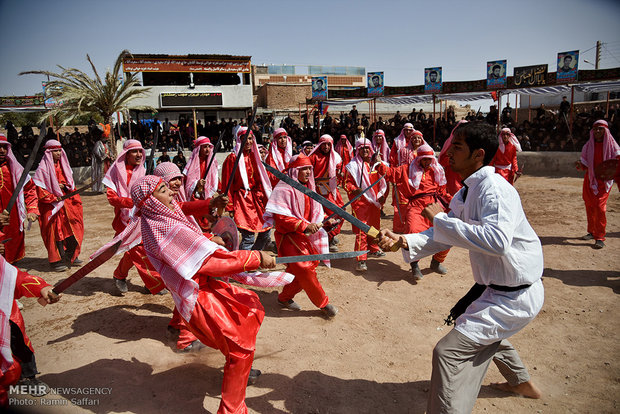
left=146, top=120, right=160, bottom=175
left=263, top=162, right=380, bottom=239
left=203, top=129, right=225, bottom=181
left=218, top=105, right=258, bottom=216
left=59, top=181, right=93, bottom=201
left=275, top=250, right=368, bottom=264
left=4, top=120, right=47, bottom=215
left=38, top=239, right=122, bottom=306
left=392, top=183, right=404, bottom=224
left=324, top=174, right=385, bottom=223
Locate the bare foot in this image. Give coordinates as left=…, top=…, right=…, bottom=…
left=490, top=380, right=542, bottom=399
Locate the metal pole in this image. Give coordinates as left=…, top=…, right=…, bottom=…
left=570, top=86, right=575, bottom=132
left=606, top=91, right=610, bottom=119
left=497, top=91, right=501, bottom=133
left=515, top=94, right=519, bottom=123
left=528, top=95, right=531, bottom=122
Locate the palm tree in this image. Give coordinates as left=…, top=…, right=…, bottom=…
left=20, top=49, right=154, bottom=153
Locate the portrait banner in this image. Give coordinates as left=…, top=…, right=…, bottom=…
left=424, top=67, right=442, bottom=93
left=486, top=60, right=507, bottom=89
left=556, top=50, right=579, bottom=83
left=367, top=72, right=384, bottom=97
left=312, top=76, right=328, bottom=101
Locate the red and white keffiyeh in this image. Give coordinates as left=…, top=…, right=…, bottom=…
left=581, top=120, right=620, bottom=195
left=498, top=127, right=522, bottom=153
left=233, top=127, right=272, bottom=198
left=0, top=255, right=17, bottom=373
left=33, top=140, right=75, bottom=220
left=345, top=139, right=387, bottom=208
left=335, top=134, right=353, bottom=159
left=408, top=144, right=446, bottom=189
left=264, top=154, right=330, bottom=266
left=154, top=162, right=187, bottom=202
left=102, top=139, right=145, bottom=226
left=125, top=176, right=290, bottom=321
left=269, top=128, right=292, bottom=171
left=308, top=134, right=342, bottom=197
left=439, top=120, right=468, bottom=159
left=392, top=123, right=415, bottom=153
left=0, top=134, right=28, bottom=231
left=372, top=130, right=389, bottom=165
left=398, top=130, right=426, bottom=166
left=183, top=136, right=218, bottom=199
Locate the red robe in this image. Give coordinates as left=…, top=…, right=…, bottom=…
left=344, top=163, right=381, bottom=261
left=265, top=146, right=289, bottom=188
left=220, top=150, right=270, bottom=233
left=1, top=270, right=50, bottom=407
left=0, top=163, right=39, bottom=263
left=308, top=151, right=344, bottom=238
left=581, top=142, right=617, bottom=241
left=36, top=162, right=84, bottom=263
left=490, top=141, right=519, bottom=184
left=439, top=152, right=462, bottom=196
left=106, top=166, right=165, bottom=293
left=336, top=144, right=352, bottom=187
left=274, top=194, right=329, bottom=308
left=189, top=160, right=218, bottom=232
left=187, top=249, right=264, bottom=414
left=377, top=163, right=451, bottom=263
left=387, top=144, right=414, bottom=232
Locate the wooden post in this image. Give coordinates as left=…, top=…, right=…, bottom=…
left=192, top=108, right=197, bottom=141
left=497, top=91, right=501, bottom=133
left=528, top=95, right=532, bottom=122
left=127, top=110, right=132, bottom=140
left=117, top=111, right=122, bottom=139
left=515, top=94, right=519, bottom=123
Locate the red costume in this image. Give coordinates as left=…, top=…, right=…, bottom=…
left=491, top=128, right=521, bottom=185
left=335, top=134, right=353, bottom=186
left=128, top=175, right=292, bottom=414
left=388, top=125, right=425, bottom=232
left=438, top=121, right=468, bottom=196
left=0, top=134, right=39, bottom=264
left=578, top=120, right=620, bottom=242
left=344, top=139, right=387, bottom=261
left=103, top=139, right=164, bottom=294
left=264, top=154, right=332, bottom=310
left=220, top=128, right=272, bottom=234
left=265, top=128, right=292, bottom=187
left=308, top=135, right=344, bottom=241
left=183, top=136, right=219, bottom=231
left=0, top=255, right=51, bottom=407
left=378, top=144, right=451, bottom=264
left=33, top=140, right=84, bottom=265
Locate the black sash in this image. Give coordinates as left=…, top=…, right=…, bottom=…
left=444, top=283, right=531, bottom=325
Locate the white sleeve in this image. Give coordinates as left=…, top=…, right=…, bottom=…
left=432, top=190, right=517, bottom=257
left=401, top=227, right=452, bottom=263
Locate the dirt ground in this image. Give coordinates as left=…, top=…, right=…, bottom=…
left=6, top=175, right=620, bottom=414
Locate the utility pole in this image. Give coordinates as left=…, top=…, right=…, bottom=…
left=595, top=40, right=601, bottom=70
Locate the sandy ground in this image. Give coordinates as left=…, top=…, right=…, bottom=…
left=6, top=175, right=620, bottom=414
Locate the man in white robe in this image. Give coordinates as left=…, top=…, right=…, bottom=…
left=379, top=121, right=543, bottom=414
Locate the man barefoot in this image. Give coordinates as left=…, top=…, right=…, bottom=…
left=379, top=121, right=544, bottom=413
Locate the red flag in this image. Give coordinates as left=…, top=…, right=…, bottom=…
left=491, top=91, right=498, bottom=102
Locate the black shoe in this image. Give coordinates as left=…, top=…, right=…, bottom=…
left=247, top=368, right=262, bottom=385
left=17, top=377, right=50, bottom=397
left=50, top=261, right=68, bottom=272
left=321, top=303, right=338, bottom=318
left=581, top=233, right=594, bottom=240
left=593, top=240, right=605, bottom=249
left=430, top=259, right=448, bottom=275
left=411, top=262, right=423, bottom=280
left=178, top=340, right=206, bottom=353
left=278, top=299, right=301, bottom=311
left=157, top=288, right=169, bottom=295
left=71, top=257, right=84, bottom=265
left=115, top=278, right=128, bottom=293
left=166, top=326, right=180, bottom=340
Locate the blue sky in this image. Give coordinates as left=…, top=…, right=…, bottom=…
left=1, top=0, right=619, bottom=96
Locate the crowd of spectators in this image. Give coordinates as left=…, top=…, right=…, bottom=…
left=3, top=98, right=618, bottom=170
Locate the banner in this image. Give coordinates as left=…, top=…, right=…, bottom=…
left=556, top=50, right=579, bottom=83
left=122, top=58, right=251, bottom=73
left=312, top=76, right=328, bottom=100
left=0, top=96, right=45, bottom=109
left=486, top=60, right=507, bottom=89
left=513, top=64, right=548, bottom=87
left=367, top=72, right=384, bottom=97
left=424, top=67, right=442, bottom=93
